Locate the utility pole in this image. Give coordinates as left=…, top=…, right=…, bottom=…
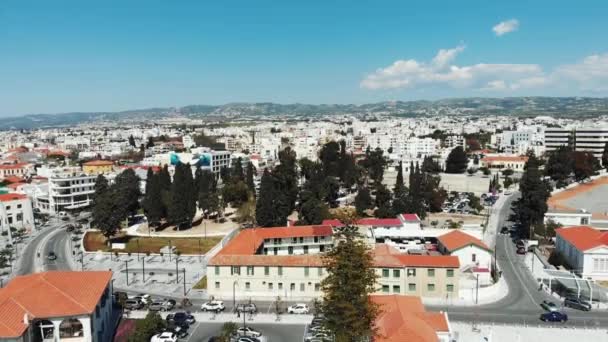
left=142, top=257, right=145, bottom=283
left=125, top=260, right=129, bottom=286
left=175, top=257, right=179, bottom=284
left=198, top=239, right=202, bottom=262
left=183, top=268, right=186, bottom=296
left=169, top=240, right=172, bottom=262
left=476, top=274, right=479, bottom=304
left=137, top=239, right=140, bottom=261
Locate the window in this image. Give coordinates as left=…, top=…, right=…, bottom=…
left=427, top=284, right=435, bottom=291
left=215, top=282, right=220, bottom=289
left=393, top=285, right=400, bottom=293
left=447, top=284, right=454, bottom=292
left=472, top=254, right=477, bottom=262
left=408, top=269, right=416, bottom=277
left=299, top=237, right=304, bottom=243
left=288, top=246, right=294, bottom=255
left=278, top=266, right=283, bottom=276
left=264, top=266, right=270, bottom=276
left=247, top=266, right=254, bottom=276
left=245, top=282, right=251, bottom=290
left=292, top=237, right=297, bottom=243
left=427, top=269, right=435, bottom=277
left=273, top=248, right=278, bottom=255
left=315, top=283, right=321, bottom=291
left=393, top=270, right=400, bottom=278
left=300, top=283, right=305, bottom=291
left=382, top=269, right=390, bottom=278
left=5, top=206, right=9, bottom=210
left=278, top=283, right=283, bottom=290
left=215, top=266, right=220, bottom=275
left=304, top=267, right=310, bottom=277
left=314, top=236, right=319, bottom=243
left=447, top=269, right=454, bottom=278
left=382, top=285, right=389, bottom=293
left=231, top=266, right=240, bottom=275
left=17, top=204, right=21, bottom=209
left=320, top=245, right=325, bottom=252
left=290, top=283, right=296, bottom=291
left=318, top=267, right=323, bottom=276
left=303, top=246, right=309, bottom=254
left=268, top=283, right=274, bottom=290
left=408, top=283, right=416, bottom=291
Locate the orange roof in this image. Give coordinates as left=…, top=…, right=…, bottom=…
left=0, top=163, right=30, bottom=170
left=83, top=160, right=114, bottom=166
left=372, top=295, right=449, bottom=342
left=3, top=176, right=25, bottom=184
left=437, top=230, right=491, bottom=253
left=372, top=244, right=460, bottom=268
left=482, top=155, right=528, bottom=163
left=0, top=193, right=27, bottom=202
left=556, top=226, right=608, bottom=252
left=0, top=271, right=112, bottom=338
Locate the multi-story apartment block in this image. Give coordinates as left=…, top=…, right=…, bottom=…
left=44, top=167, right=97, bottom=214
left=207, top=225, right=460, bottom=301
left=543, top=128, right=608, bottom=160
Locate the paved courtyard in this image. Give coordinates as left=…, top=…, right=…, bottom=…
left=548, top=176, right=608, bottom=219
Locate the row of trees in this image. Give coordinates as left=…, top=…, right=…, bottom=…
left=545, top=145, right=601, bottom=188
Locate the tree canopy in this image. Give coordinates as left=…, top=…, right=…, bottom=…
left=445, top=146, right=468, bottom=173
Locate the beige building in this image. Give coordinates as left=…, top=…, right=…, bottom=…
left=207, top=226, right=460, bottom=301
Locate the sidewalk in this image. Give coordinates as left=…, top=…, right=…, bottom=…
left=127, top=310, right=313, bottom=325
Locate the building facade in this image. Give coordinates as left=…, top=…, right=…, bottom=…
left=82, top=160, right=114, bottom=175
left=555, top=226, right=608, bottom=280
left=46, top=167, right=97, bottom=214
left=0, top=193, right=34, bottom=234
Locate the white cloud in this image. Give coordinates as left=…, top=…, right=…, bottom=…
left=493, top=19, right=519, bottom=36
left=360, top=45, right=544, bottom=91
left=361, top=47, right=608, bottom=95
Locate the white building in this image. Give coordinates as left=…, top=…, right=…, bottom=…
left=544, top=209, right=592, bottom=227
left=437, top=230, right=493, bottom=271
left=40, top=166, right=97, bottom=214
left=555, top=226, right=608, bottom=280
left=0, top=193, right=34, bottom=233
left=0, top=271, right=115, bottom=342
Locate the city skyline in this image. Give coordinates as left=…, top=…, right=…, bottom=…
left=1, top=0, right=608, bottom=116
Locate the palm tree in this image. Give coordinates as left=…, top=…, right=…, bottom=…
left=220, top=322, right=238, bottom=341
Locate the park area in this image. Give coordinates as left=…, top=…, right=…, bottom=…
left=548, top=176, right=608, bottom=219
left=83, top=231, right=223, bottom=255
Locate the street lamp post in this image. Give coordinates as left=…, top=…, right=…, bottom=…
left=198, top=239, right=202, bottom=262
left=137, top=240, right=140, bottom=261
left=142, top=257, right=145, bottom=283
left=175, top=257, right=179, bottom=284
left=169, top=240, right=172, bottom=262
left=183, top=268, right=186, bottom=296
left=233, top=280, right=238, bottom=310
left=475, top=274, right=480, bottom=304
left=125, top=260, right=129, bottom=286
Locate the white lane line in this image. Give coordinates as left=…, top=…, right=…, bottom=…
left=503, top=236, right=537, bottom=305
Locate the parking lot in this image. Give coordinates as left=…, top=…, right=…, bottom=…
left=181, top=322, right=307, bottom=342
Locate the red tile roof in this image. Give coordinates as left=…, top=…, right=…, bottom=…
left=556, top=226, right=608, bottom=252
left=437, top=230, right=491, bottom=253
left=372, top=295, right=449, bottom=342
left=0, top=193, right=27, bottom=202
left=0, top=271, right=112, bottom=338
left=3, top=176, right=25, bottom=184
left=372, top=244, right=459, bottom=268
left=322, top=218, right=403, bottom=227
left=400, top=214, right=421, bottom=222
left=0, top=163, right=30, bottom=170
left=482, top=156, right=528, bottom=163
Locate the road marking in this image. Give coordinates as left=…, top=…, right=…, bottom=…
left=183, top=322, right=201, bottom=342
left=502, top=235, right=537, bottom=306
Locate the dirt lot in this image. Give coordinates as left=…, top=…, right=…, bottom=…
left=83, top=231, right=223, bottom=254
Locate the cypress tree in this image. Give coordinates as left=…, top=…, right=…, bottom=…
left=354, top=187, right=373, bottom=216
left=143, top=173, right=164, bottom=226
left=246, top=162, right=256, bottom=195
left=114, top=168, right=141, bottom=218
left=255, top=169, right=289, bottom=227
left=145, top=168, right=154, bottom=195
left=168, top=163, right=194, bottom=228
left=445, top=146, right=469, bottom=173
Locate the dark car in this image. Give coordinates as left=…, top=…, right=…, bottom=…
left=500, top=226, right=509, bottom=235
left=236, top=303, right=257, bottom=314
left=166, top=312, right=195, bottom=325
left=564, top=297, right=592, bottom=311
left=540, top=311, right=568, bottom=322
left=516, top=247, right=526, bottom=255
left=47, top=252, right=57, bottom=260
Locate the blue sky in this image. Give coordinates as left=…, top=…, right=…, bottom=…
left=1, top=0, right=607, bottom=116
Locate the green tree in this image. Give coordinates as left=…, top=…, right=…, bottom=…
left=421, top=156, right=441, bottom=173
left=512, top=155, right=552, bottom=238
left=298, top=197, right=329, bottom=225
left=320, top=141, right=341, bottom=178
left=92, top=188, right=124, bottom=242
left=235, top=195, right=256, bottom=225
left=128, top=135, right=136, bottom=148
left=146, top=136, right=154, bottom=148
left=273, top=147, right=299, bottom=214
left=93, top=174, right=109, bottom=206
left=231, top=157, right=244, bottom=182
left=321, top=221, right=379, bottom=342
left=392, top=162, right=408, bottom=214
left=114, top=168, right=141, bottom=218
left=445, top=146, right=468, bottom=173
left=573, top=151, right=597, bottom=182
left=128, top=311, right=166, bottom=342
left=168, top=163, right=195, bottom=227
left=256, top=169, right=289, bottom=227
left=545, top=145, right=574, bottom=188
left=374, top=184, right=393, bottom=218
left=360, top=148, right=387, bottom=184
left=246, top=162, right=256, bottom=195
left=143, top=172, right=164, bottom=226
left=221, top=180, right=250, bottom=207
left=219, top=322, right=238, bottom=342
left=354, top=187, right=373, bottom=216
left=602, top=142, right=608, bottom=170
left=144, top=168, right=154, bottom=195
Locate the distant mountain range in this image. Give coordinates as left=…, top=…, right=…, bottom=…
left=2, top=97, right=608, bottom=130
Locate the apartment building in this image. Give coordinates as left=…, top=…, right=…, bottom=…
left=0, top=193, right=34, bottom=233
left=82, top=160, right=114, bottom=175
left=0, top=162, right=34, bottom=180
left=43, top=167, right=97, bottom=214
left=544, top=128, right=608, bottom=159
left=207, top=226, right=460, bottom=301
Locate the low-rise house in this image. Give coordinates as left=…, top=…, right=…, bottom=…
left=555, top=226, right=608, bottom=280
left=480, top=155, right=528, bottom=171
left=0, top=271, right=115, bottom=342
left=0, top=193, right=34, bottom=233
left=372, top=295, right=451, bottom=342
left=82, top=160, right=114, bottom=175
left=544, top=208, right=591, bottom=226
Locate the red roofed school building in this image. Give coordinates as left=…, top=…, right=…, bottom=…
left=555, top=226, right=608, bottom=280
left=0, top=163, right=34, bottom=180
left=0, top=271, right=116, bottom=342
left=207, top=225, right=459, bottom=301
left=480, top=155, right=528, bottom=171
left=372, top=295, right=452, bottom=342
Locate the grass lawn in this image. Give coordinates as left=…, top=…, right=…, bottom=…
left=83, top=231, right=223, bottom=255
left=192, top=276, right=207, bottom=290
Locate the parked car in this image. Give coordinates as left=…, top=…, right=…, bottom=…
left=540, top=311, right=568, bottom=322
left=515, top=240, right=525, bottom=248
left=516, top=247, right=526, bottom=255
left=150, top=331, right=177, bottom=342
left=564, top=297, right=592, bottom=311
left=540, top=300, right=559, bottom=312
left=124, top=299, right=144, bottom=310
left=236, top=337, right=261, bottom=342
left=500, top=226, right=509, bottom=235
left=166, top=312, right=196, bottom=325
left=149, top=299, right=175, bottom=312
left=65, top=224, right=75, bottom=232
left=288, top=304, right=310, bottom=314
left=305, top=332, right=333, bottom=342
left=236, top=303, right=257, bottom=314
left=201, top=300, right=225, bottom=312
left=235, top=327, right=262, bottom=338
left=131, top=294, right=152, bottom=305
left=47, top=252, right=57, bottom=261
left=164, top=326, right=188, bottom=339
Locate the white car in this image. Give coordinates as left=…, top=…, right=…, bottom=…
left=236, top=327, right=262, bottom=338
left=288, top=303, right=310, bottom=314
left=150, top=332, right=177, bottom=342
left=130, top=294, right=152, bottom=305
left=201, top=300, right=225, bottom=312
